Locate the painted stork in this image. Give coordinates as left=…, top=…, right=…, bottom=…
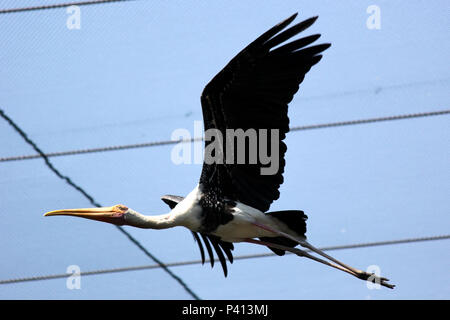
left=45, top=13, right=394, bottom=289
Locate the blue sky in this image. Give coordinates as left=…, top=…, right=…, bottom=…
left=0, top=0, right=449, bottom=299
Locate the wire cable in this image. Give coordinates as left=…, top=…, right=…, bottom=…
left=0, top=108, right=201, bottom=300
left=299, top=78, right=450, bottom=101
left=1, top=234, right=448, bottom=285
left=0, top=0, right=136, bottom=14
left=1, top=109, right=448, bottom=163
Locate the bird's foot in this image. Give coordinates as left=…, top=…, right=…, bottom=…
left=356, top=271, right=395, bottom=289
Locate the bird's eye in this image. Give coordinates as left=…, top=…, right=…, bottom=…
left=114, top=204, right=128, bottom=212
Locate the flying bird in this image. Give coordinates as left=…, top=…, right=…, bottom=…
left=45, top=13, right=394, bottom=289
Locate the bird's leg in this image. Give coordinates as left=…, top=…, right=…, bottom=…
left=244, top=238, right=359, bottom=278
left=252, top=221, right=367, bottom=273
left=303, top=240, right=366, bottom=275
left=300, top=241, right=371, bottom=279
left=299, top=241, right=393, bottom=288
left=250, top=221, right=395, bottom=289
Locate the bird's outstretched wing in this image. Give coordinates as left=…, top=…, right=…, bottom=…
left=161, top=195, right=234, bottom=277
left=200, top=13, right=330, bottom=212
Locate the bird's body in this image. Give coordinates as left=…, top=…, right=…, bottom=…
left=167, top=185, right=304, bottom=243
left=45, top=13, right=394, bottom=288
left=209, top=202, right=284, bottom=242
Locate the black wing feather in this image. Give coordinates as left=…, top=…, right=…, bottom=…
left=209, top=237, right=228, bottom=277
left=200, top=234, right=215, bottom=268
left=161, top=195, right=184, bottom=208
left=199, top=14, right=330, bottom=212
left=218, top=239, right=234, bottom=263
left=191, top=231, right=205, bottom=264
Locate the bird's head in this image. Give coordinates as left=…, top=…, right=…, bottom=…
left=44, top=204, right=132, bottom=226
left=44, top=204, right=174, bottom=229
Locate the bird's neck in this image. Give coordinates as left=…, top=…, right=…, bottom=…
left=126, top=210, right=178, bottom=229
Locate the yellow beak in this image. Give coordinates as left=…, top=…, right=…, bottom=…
left=44, top=205, right=128, bottom=225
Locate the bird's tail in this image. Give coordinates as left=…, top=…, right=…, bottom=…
left=259, top=210, right=307, bottom=256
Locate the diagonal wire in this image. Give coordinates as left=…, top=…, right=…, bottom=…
left=0, top=0, right=137, bottom=14
left=0, top=108, right=200, bottom=300
left=1, top=234, right=448, bottom=285
left=0, top=137, right=203, bottom=162
left=1, top=109, right=448, bottom=163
